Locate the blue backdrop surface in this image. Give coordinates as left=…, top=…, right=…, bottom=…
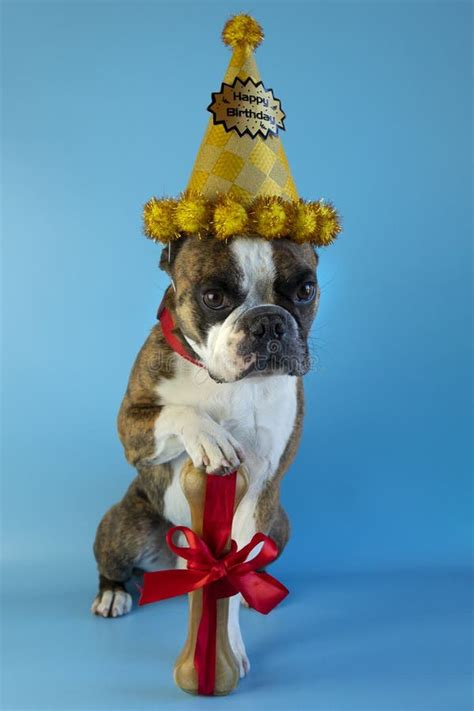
left=1, top=2, right=472, bottom=710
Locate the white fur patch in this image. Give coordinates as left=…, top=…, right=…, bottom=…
left=230, top=237, right=276, bottom=302
left=163, top=452, right=192, bottom=528
left=156, top=358, right=297, bottom=529
left=185, top=318, right=250, bottom=383
left=228, top=593, right=250, bottom=678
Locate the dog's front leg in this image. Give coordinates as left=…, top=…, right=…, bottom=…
left=154, top=405, right=245, bottom=475
left=118, top=400, right=244, bottom=474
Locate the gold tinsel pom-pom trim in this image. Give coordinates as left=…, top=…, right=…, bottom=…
left=222, top=14, right=264, bottom=51
left=143, top=198, right=180, bottom=242
left=213, top=196, right=248, bottom=240
left=174, top=193, right=211, bottom=236
left=290, top=201, right=319, bottom=244
left=317, top=202, right=341, bottom=246
left=143, top=194, right=340, bottom=247
left=251, top=196, right=291, bottom=239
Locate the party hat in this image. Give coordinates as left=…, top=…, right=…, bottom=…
left=144, top=14, right=340, bottom=246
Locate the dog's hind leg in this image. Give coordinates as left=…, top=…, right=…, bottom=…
left=91, top=477, right=175, bottom=618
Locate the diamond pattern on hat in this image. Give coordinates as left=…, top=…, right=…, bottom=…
left=259, top=176, right=284, bottom=196
left=269, top=159, right=289, bottom=188
left=228, top=183, right=253, bottom=202
left=206, top=125, right=231, bottom=148
left=186, top=32, right=298, bottom=204
left=225, top=133, right=255, bottom=159
left=283, top=175, right=299, bottom=201
left=187, top=169, right=209, bottom=194
left=224, top=48, right=260, bottom=84
left=212, top=151, right=245, bottom=181
left=234, top=162, right=267, bottom=195
left=266, top=136, right=281, bottom=155
left=204, top=174, right=233, bottom=196
left=249, top=141, right=276, bottom=175
left=193, top=143, right=221, bottom=173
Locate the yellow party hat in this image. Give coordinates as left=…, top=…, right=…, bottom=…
left=144, top=14, right=340, bottom=246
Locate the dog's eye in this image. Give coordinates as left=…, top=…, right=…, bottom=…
left=295, top=282, right=316, bottom=303
left=202, top=289, right=226, bottom=310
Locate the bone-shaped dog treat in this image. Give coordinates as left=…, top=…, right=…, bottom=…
left=137, top=460, right=288, bottom=694
left=173, top=461, right=248, bottom=695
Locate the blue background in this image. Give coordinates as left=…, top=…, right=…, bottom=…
left=1, top=1, right=472, bottom=710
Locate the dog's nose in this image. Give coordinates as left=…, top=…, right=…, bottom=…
left=249, top=313, right=287, bottom=340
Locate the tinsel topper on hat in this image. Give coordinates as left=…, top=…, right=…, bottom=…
left=143, top=14, right=341, bottom=246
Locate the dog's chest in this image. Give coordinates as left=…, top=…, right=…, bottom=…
left=159, top=359, right=298, bottom=526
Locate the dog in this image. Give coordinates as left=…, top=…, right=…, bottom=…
left=91, top=234, right=320, bottom=676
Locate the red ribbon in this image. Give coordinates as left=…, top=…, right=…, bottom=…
left=138, top=471, right=289, bottom=695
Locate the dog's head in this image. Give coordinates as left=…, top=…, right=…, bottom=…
left=160, top=236, right=319, bottom=383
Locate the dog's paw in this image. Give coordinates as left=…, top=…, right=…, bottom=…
left=235, top=645, right=251, bottom=679
left=91, top=589, right=132, bottom=618
left=229, top=622, right=251, bottom=678
left=181, top=415, right=244, bottom=475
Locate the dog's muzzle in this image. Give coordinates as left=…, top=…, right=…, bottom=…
left=236, top=305, right=309, bottom=376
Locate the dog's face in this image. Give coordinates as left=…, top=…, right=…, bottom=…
left=161, top=236, right=319, bottom=383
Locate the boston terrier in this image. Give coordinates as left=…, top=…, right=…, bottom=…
left=91, top=234, right=319, bottom=676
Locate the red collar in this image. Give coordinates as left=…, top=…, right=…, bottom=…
left=157, top=301, right=203, bottom=368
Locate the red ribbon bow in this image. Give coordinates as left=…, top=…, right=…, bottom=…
left=138, top=472, right=289, bottom=695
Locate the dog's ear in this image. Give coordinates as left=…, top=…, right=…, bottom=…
left=159, top=237, right=186, bottom=276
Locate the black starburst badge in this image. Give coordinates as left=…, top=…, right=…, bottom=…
left=208, top=77, right=285, bottom=140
